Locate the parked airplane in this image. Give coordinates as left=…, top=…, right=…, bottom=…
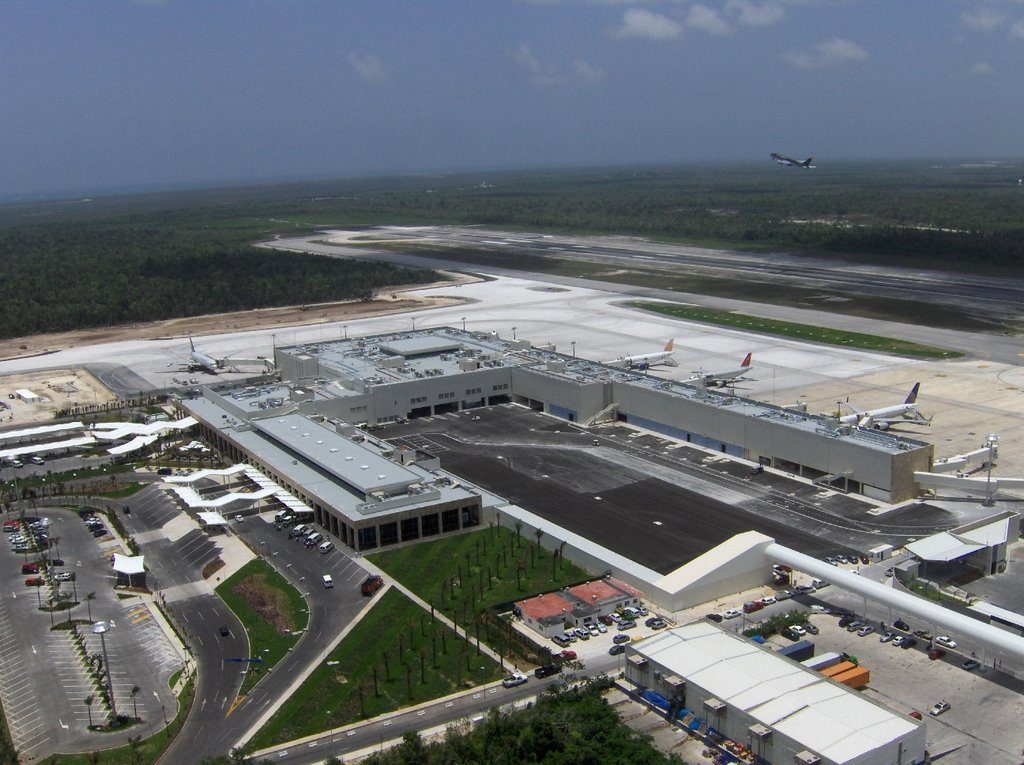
left=167, top=336, right=225, bottom=375
left=771, top=152, right=815, bottom=169
left=605, top=339, right=678, bottom=370
left=838, top=383, right=931, bottom=430
left=690, top=353, right=753, bottom=387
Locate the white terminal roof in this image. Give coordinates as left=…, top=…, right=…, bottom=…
left=250, top=413, right=420, bottom=496
left=634, top=623, right=918, bottom=764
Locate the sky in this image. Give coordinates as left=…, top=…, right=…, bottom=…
left=3, top=0, right=1024, bottom=198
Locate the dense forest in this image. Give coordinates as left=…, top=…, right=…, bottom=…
left=2, top=160, right=1022, bottom=339
left=0, top=223, right=436, bottom=338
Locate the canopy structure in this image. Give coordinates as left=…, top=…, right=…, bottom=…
left=112, top=553, right=145, bottom=575
left=168, top=484, right=276, bottom=509
left=197, top=512, right=229, bottom=527
left=91, top=417, right=197, bottom=441
left=108, top=435, right=158, bottom=455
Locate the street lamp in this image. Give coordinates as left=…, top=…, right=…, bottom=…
left=571, top=341, right=577, bottom=358
left=93, top=621, right=118, bottom=721
left=343, top=324, right=348, bottom=340
left=984, top=434, right=1000, bottom=507
left=511, top=327, right=517, bottom=340
left=327, top=709, right=335, bottom=756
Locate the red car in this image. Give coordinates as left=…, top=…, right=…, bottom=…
left=556, top=650, right=577, bottom=661
left=21, top=563, right=39, bottom=575
left=24, top=577, right=44, bottom=587
left=743, top=600, right=764, bottom=614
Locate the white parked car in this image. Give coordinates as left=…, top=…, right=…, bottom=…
left=790, top=625, right=806, bottom=636
left=722, top=608, right=743, bottom=620
left=934, top=635, right=957, bottom=650
left=759, top=596, right=777, bottom=606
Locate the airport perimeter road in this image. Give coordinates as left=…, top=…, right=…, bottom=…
left=259, top=657, right=620, bottom=765
left=263, top=232, right=1024, bottom=365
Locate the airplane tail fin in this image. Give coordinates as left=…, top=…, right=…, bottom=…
left=740, top=352, right=752, bottom=367
left=905, top=382, right=921, bottom=405
left=802, top=157, right=814, bottom=167
left=664, top=339, right=675, bottom=352
left=189, top=335, right=196, bottom=351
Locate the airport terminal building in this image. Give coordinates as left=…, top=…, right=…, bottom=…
left=179, top=328, right=932, bottom=552
left=268, top=328, right=931, bottom=502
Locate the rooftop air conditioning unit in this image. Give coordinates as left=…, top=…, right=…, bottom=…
left=794, top=753, right=821, bottom=765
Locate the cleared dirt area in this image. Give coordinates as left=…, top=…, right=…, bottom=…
left=0, top=272, right=477, bottom=362
left=0, top=368, right=116, bottom=426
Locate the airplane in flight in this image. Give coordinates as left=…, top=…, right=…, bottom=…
left=838, top=383, right=931, bottom=430
left=771, top=152, right=815, bottom=169
left=605, top=339, right=678, bottom=370
left=690, top=353, right=753, bottom=388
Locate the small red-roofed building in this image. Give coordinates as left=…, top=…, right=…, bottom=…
left=514, top=592, right=577, bottom=638
left=514, top=577, right=646, bottom=638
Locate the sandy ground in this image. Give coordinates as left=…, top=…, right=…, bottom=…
left=0, top=369, right=116, bottom=426
left=0, top=273, right=477, bottom=361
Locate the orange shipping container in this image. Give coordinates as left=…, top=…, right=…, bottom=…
left=820, top=661, right=857, bottom=678
left=833, top=666, right=870, bottom=689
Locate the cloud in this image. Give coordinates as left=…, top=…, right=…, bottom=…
left=349, top=52, right=387, bottom=83
left=1011, top=19, right=1024, bottom=38
left=612, top=8, right=683, bottom=40
left=781, top=37, right=869, bottom=69
left=512, top=42, right=567, bottom=86
left=724, top=0, right=785, bottom=27
left=962, top=6, right=1005, bottom=31
left=573, top=58, right=606, bottom=82
left=970, top=61, right=994, bottom=75
left=687, top=4, right=731, bottom=35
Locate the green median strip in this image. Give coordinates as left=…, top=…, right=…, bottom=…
left=250, top=587, right=504, bottom=749
left=628, top=301, right=963, bottom=359
left=215, top=559, right=309, bottom=696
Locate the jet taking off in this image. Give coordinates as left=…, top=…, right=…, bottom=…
left=838, top=383, right=931, bottom=430
left=771, top=153, right=815, bottom=169
left=605, top=339, right=678, bottom=370
left=690, top=353, right=753, bottom=387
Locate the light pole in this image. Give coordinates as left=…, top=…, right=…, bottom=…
left=93, top=621, right=118, bottom=721
left=343, top=324, right=348, bottom=340
left=984, top=434, right=1000, bottom=506
left=571, top=341, right=577, bottom=358
left=327, top=710, right=335, bottom=756
left=461, top=317, right=466, bottom=332
left=511, top=327, right=517, bottom=340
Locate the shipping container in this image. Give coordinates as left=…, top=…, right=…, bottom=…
left=821, top=661, right=857, bottom=678
left=776, top=639, right=814, bottom=663
left=833, top=666, right=870, bottom=689
left=801, top=651, right=843, bottom=671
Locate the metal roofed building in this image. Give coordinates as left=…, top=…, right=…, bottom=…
left=625, top=622, right=926, bottom=765
left=179, top=390, right=491, bottom=552
left=268, top=329, right=932, bottom=502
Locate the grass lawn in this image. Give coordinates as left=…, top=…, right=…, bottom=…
left=629, top=301, right=963, bottom=359
left=215, top=559, right=308, bottom=695
left=250, top=587, right=503, bottom=749
left=44, top=676, right=195, bottom=765
left=369, top=526, right=592, bottom=664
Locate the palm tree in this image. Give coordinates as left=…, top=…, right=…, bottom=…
left=130, top=685, right=140, bottom=720
left=85, top=591, right=95, bottom=622
left=84, top=694, right=94, bottom=728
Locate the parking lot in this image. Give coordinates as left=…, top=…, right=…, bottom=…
left=0, top=506, right=181, bottom=759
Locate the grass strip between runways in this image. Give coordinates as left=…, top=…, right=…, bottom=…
left=629, top=301, right=963, bottom=359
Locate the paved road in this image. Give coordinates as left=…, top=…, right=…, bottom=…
left=262, top=231, right=1024, bottom=365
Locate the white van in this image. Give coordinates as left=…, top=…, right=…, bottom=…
left=318, top=540, right=335, bottom=554
left=322, top=574, right=333, bottom=589
left=289, top=524, right=308, bottom=539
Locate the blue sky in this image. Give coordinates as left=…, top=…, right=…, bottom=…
left=3, top=1, right=1024, bottom=198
